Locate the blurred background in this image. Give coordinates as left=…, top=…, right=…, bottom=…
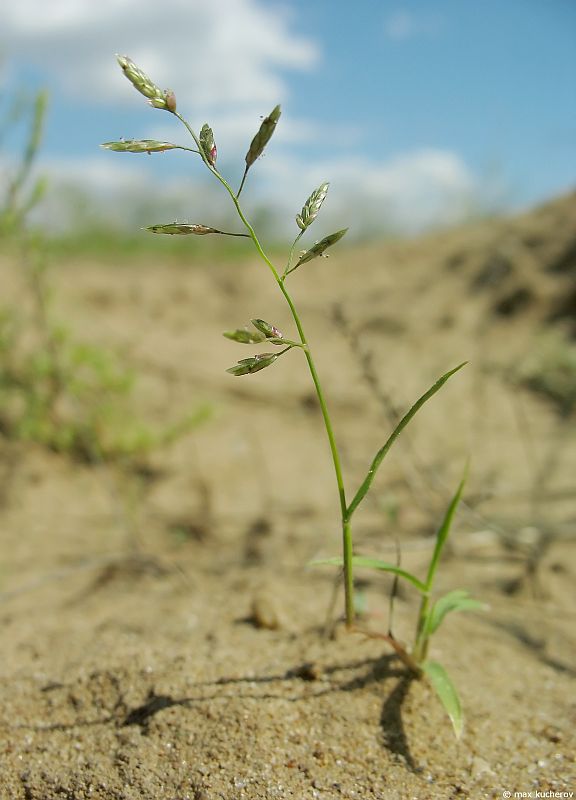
left=2, top=0, right=575, bottom=241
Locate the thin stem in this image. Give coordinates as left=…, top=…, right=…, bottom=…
left=173, top=109, right=354, bottom=626
left=284, top=230, right=304, bottom=278
left=172, top=111, right=214, bottom=172
left=412, top=594, right=430, bottom=664
left=169, top=145, right=201, bottom=155
left=212, top=229, right=250, bottom=238
left=268, top=337, right=306, bottom=348
left=353, top=626, right=423, bottom=675
left=342, top=520, right=354, bottom=624
left=237, top=166, right=249, bottom=198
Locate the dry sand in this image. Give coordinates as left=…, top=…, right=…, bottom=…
left=1, top=194, right=575, bottom=798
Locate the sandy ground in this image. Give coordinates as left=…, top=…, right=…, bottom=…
left=1, top=193, right=576, bottom=799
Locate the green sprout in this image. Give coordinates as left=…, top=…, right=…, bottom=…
left=0, top=84, right=205, bottom=464
left=104, top=55, right=481, bottom=736
left=313, top=467, right=485, bottom=737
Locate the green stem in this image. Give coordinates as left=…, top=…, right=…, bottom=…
left=413, top=594, right=430, bottom=664
left=237, top=166, right=249, bottom=198
left=172, top=110, right=354, bottom=625
left=284, top=230, right=304, bottom=277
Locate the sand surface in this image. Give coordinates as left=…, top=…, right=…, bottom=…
left=1, top=194, right=576, bottom=798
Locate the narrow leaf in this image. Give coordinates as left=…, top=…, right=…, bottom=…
left=296, top=182, right=330, bottom=231
left=294, top=228, right=348, bottom=269
left=223, top=329, right=266, bottom=344
left=346, top=363, right=467, bottom=520
left=101, top=139, right=181, bottom=153
left=424, top=465, right=468, bottom=590
left=421, top=660, right=463, bottom=739
left=425, top=590, right=485, bottom=637
left=311, top=555, right=427, bottom=594
left=245, top=105, right=281, bottom=168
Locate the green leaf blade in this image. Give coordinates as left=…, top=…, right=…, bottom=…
left=421, top=660, right=463, bottom=739
left=346, top=363, right=467, bottom=520
left=424, top=466, right=468, bottom=590
left=310, top=555, right=428, bottom=594
left=426, top=590, right=485, bottom=636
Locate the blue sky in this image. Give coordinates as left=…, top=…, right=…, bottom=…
left=2, top=0, right=575, bottom=236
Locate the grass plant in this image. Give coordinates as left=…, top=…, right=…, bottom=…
left=0, top=84, right=206, bottom=464
left=104, top=55, right=482, bottom=735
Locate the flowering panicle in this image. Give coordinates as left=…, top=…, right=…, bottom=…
left=116, top=55, right=175, bottom=111
left=199, top=124, right=217, bottom=167
left=101, top=139, right=180, bottom=154
left=295, top=228, right=348, bottom=269
left=245, top=105, right=281, bottom=169
left=296, top=182, right=329, bottom=231
left=145, top=223, right=248, bottom=237
left=226, top=353, right=278, bottom=376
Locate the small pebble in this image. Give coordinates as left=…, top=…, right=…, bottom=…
left=250, top=592, right=282, bottom=630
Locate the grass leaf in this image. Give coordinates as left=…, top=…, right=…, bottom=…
left=422, top=660, right=463, bottom=739
left=311, top=555, right=428, bottom=594
left=346, top=363, right=467, bottom=520
left=423, top=465, right=468, bottom=590
left=425, top=590, right=485, bottom=636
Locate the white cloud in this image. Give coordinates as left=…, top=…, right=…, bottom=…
left=254, top=149, right=476, bottom=234
left=31, top=147, right=479, bottom=237
left=2, top=1, right=484, bottom=237
left=3, top=0, right=319, bottom=110
left=383, top=10, right=443, bottom=41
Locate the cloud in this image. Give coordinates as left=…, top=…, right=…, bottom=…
left=2, top=1, right=484, bottom=237
left=383, top=10, right=444, bottom=42
left=31, top=146, right=479, bottom=237
left=258, top=148, right=476, bottom=234
left=3, top=0, right=320, bottom=111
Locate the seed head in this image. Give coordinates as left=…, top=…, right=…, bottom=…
left=296, top=182, right=330, bottom=231
left=146, top=223, right=221, bottom=235
left=164, top=90, right=177, bottom=113
left=116, top=55, right=172, bottom=111
left=295, top=228, right=348, bottom=268
left=200, top=124, right=217, bottom=167
left=223, top=329, right=266, bottom=344
left=226, top=353, right=278, bottom=376
left=251, top=319, right=283, bottom=339
left=245, top=105, right=281, bottom=169
left=101, top=139, right=180, bottom=154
